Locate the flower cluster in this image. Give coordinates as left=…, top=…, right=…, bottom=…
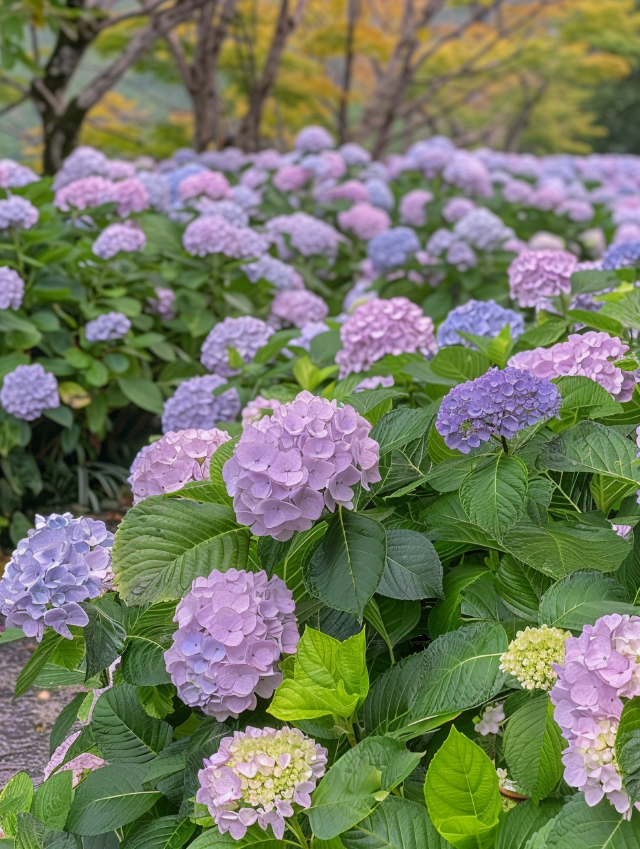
left=453, top=208, right=514, bottom=250
left=509, top=331, right=636, bottom=402
left=0, top=363, right=60, bottom=421
left=602, top=240, right=640, bottom=270
left=273, top=165, right=310, bottom=192
left=270, top=289, right=328, bottom=328
left=435, top=366, right=561, bottom=453
left=201, top=316, right=274, bottom=377
left=111, top=178, right=150, bottom=216
left=399, top=189, right=432, bottom=226
left=508, top=249, right=578, bottom=307
left=92, top=224, right=146, bottom=260
left=0, top=197, right=38, bottom=231
left=242, top=396, right=282, bottom=427
left=442, top=197, right=475, bottom=223
left=267, top=213, right=342, bottom=258
left=164, top=568, right=299, bottom=720
left=54, top=176, right=115, bottom=212
left=196, top=726, right=327, bottom=840
left=294, top=125, right=335, bottom=152
left=0, top=266, right=24, bottom=310
left=0, top=513, right=114, bottom=641
left=179, top=170, right=231, bottom=201
left=337, top=203, right=390, bottom=240
left=551, top=614, right=640, bottom=816
left=0, top=159, right=38, bottom=189
left=197, top=198, right=249, bottom=227
left=183, top=215, right=268, bottom=259
left=336, top=296, right=437, bottom=378
left=223, top=391, right=381, bottom=540
left=147, top=286, right=176, bottom=320
left=52, top=146, right=110, bottom=189
left=44, top=731, right=105, bottom=786
left=161, top=374, right=240, bottom=433
left=475, top=703, right=505, bottom=736
left=367, top=226, right=420, bottom=273
left=241, top=255, right=304, bottom=290
left=500, top=625, right=569, bottom=691
left=442, top=152, right=492, bottom=197
left=437, top=299, right=524, bottom=348
left=128, top=428, right=230, bottom=503
left=85, top=311, right=131, bottom=343
left=446, top=240, right=478, bottom=270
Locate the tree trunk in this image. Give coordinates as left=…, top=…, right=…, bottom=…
left=338, top=0, right=361, bottom=143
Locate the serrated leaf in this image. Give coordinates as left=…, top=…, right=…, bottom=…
left=538, top=420, right=640, bottom=485
left=81, top=597, right=126, bottom=680
left=122, top=817, right=195, bottom=849
left=121, top=602, right=176, bottom=686
left=460, top=453, right=528, bottom=540
left=544, top=796, right=640, bottom=848
left=32, top=771, right=73, bottom=831
left=503, top=695, right=563, bottom=803
left=616, top=697, right=640, bottom=805
left=341, top=796, right=446, bottom=849
left=92, top=684, right=172, bottom=764
left=377, top=529, right=443, bottom=600
left=538, top=570, right=637, bottom=630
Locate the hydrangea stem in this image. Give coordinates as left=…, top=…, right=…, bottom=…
left=288, top=813, right=309, bottom=848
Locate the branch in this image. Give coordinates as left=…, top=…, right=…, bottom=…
left=96, top=0, right=171, bottom=32
left=0, top=93, right=30, bottom=119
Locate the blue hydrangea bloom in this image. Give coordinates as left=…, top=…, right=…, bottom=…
left=437, top=300, right=525, bottom=348
left=161, top=374, right=241, bottom=433
left=85, top=311, right=131, bottom=342
left=602, top=241, right=640, bottom=270
left=367, top=226, right=420, bottom=273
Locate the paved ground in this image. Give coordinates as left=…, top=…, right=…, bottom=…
left=0, top=640, right=81, bottom=786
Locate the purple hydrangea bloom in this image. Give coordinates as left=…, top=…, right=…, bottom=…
left=107, top=160, right=136, bottom=180
left=453, top=208, right=513, bottom=250
left=85, top=311, right=131, bottom=342
left=0, top=363, right=59, bottom=421
left=437, top=300, right=524, bottom=348
left=196, top=199, right=249, bottom=227
left=242, top=396, right=282, bottom=427
left=355, top=375, right=395, bottom=392
left=294, top=125, right=335, bottom=153
left=602, top=241, right=640, bottom=270
left=399, top=190, right=433, bottom=226
left=320, top=179, right=370, bottom=204
left=338, top=203, right=390, bottom=241
left=435, top=366, right=561, bottom=453
left=178, top=170, right=231, bottom=201
left=509, top=331, right=636, bottom=402
left=558, top=199, right=594, bottom=222
left=136, top=170, right=171, bottom=214
left=164, top=568, right=299, bottom=719
left=92, top=224, right=146, bottom=260
left=0, top=266, right=25, bottom=310
left=162, top=374, right=240, bottom=433
left=223, top=391, right=381, bottom=540
left=339, top=142, right=371, bottom=167
left=271, top=289, right=329, bottom=328
left=52, top=146, right=110, bottom=190
left=183, top=215, right=269, bottom=259
left=273, top=165, right=311, bottom=192
left=197, top=726, right=327, bottom=840
left=446, top=240, right=477, bottom=270
left=54, top=176, right=115, bottom=212
left=287, top=321, right=330, bottom=353
left=0, top=513, right=114, bottom=641
left=367, top=226, right=420, bottom=273
left=442, top=197, right=476, bottom=223
left=128, top=428, right=231, bottom=504
left=426, top=228, right=456, bottom=257
left=0, top=196, right=38, bottom=231
left=44, top=731, right=105, bottom=786
left=551, top=614, right=640, bottom=817
left=201, top=317, right=274, bottom=377
left=442, top=152, right=492, bottom=197
left=147, top=286, right=176, bottom=320
left=502, top=179, right=534, bottom=205
left=336, top=296, right=437, bottom=378
left=364, top=177, right=394, bottom=211
left=508, top=248, right=578, bottom=308
left=266, top=213, right=342, bottom=259
left=241, top=255, right=304, bottom=291
left=232, top=184, right=262, bottom=211
left=111, top=178, right=150, bottom=216
left=0, top=159, right=38, bottom=189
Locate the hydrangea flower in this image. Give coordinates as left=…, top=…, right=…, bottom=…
left=241, top=255, right=304, bottom=291
left=242, top=396, right=282, bottom=427
left=111, top=178, right=150, bottom=216
left=44, top=731, right=105, bottom=786
left=0, top=513, right=114, bottom=641
left=426, top=228, right=456, bottom=257
left=266, top=213, right=342, bottom=259
left=320, top=180, right=369, bottom=204
left=161, top=374, right=240, bottom=433
left=399, top=189, right=433, bottom=226
left=52, top=146, right=110, bottom=190
left=0, top=363, right=60, bottom=421
left=271, top=289, right=329, bottom=328
left=183, top=216, right=269, bottom=259
left=364, top=177, right=394, bottom=211
left=446, top=240, right=477, bottom=270
left=528, top=231, right=566, bottom=252
left=85, top=311, right=131, bottom=342
left=273, top=165, right=311, bottom=192
left=147, top=286, right=176, bottom=320
left=0, top=196, right=38, bottom=231
left=287, top=321, right=330, bottom=353
left=92, top=223, right=146, bottom=260
left=509, top=331, right=636, bottom=402
left=337, top=203, right=390, bottom=241
left=197, top=199, right=249, bottom=227
left=508, top=249, right=578, bottom=308
left=294, top=125, right=335, bottom=153
left=339, top=142, right=371, bottom=167
left=196, top=726, right=327, bottom=840
left=602, top=241, right=640, bottom=270
left=0, top=159, right=38, bottom=189
left=474, top=703, right=505, bottom=736
left=500, top=625, right=569, bottom=690
left=201, top=316, right=274, bottom=377
left=367, top=226, right=421, bottom=273
left=442, top=152, right=492, bottom=197
left=0, top=266, right=25, bottom=310
left=54, top=176, right=115, bottom=212
left=453, top=208, right=513, bottom=250
left=435, top=366, right=561, bottom=453
left=107, top=160, right=136, bottom=180
left=503, top=179, right=534, bottom=204
left=336, top=297, right=436, bottom=378
left=437, top=299, right=524, bottom=348
left=223, top=391, right=381, bottom=540
left=355, top=375, right=394, bottom=392
left=164, top=568, right=299, bottom=719
left=442, top=197, right=476, bottom=223
left=128, top=428, right=230, bottom=504
left=178, top=170, right=231, bottom=201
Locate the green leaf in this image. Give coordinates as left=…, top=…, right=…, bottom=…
left=304, top=509, right=386, bottom=618
left=50, top=694, right=86, bottom=755
left=616, top=697, right=640, bottom=805
left=268, top=626, right=368, bottom=721
left=43, top=405, right=74, bottom=428
left=182, top=719, right=231, bottom=807
left=538, top=570, right=638, bottom=630
left=371, top=408, right=437, bottom=456
left=555, top=376, right=623, bottom=424
left=538, top=420, right=640, bottom=485
left=343, top=389, right=403, bottom=426
left=309, top=736, right=423, bottom=840
left=122, top=817, right=195, bottom=849
left=424, top=727, right=501, bottom=849
left=404, top=347, right=489, bottom=386
left=361, top=651, right=428, bottom=738
left=377, top=529, right=443, bottom=600
left=112, top=498, right=251, bottom=605
left=189, top=825, right=300, bottom=847
left=14, top=811, right=78, bottom=849
left=496, top=800, right=563, bottom=849
left=364, top=596, right=420, bottom=651
left=206, top=436, right=238, bottom=507
left=32, top=771, right=73, bottom=831
left=460, top=454, right=528, bottom=540
left=15, top=630, right=68, bottom=697
left=81, top=597, right=126, bottom=680
left=570, top=269, right=619, bottom=294
left=92, top=683, right=172, bottom=764
left=65, top=764, right=161, bottom=836
left=137, top=684, right=176, bottom=720
left=503, top=695, right=563, bottom=803
left=121, top=602, right=176, bottom=686
left=544, top=796, right=640, bottom=848
left=273, top=522, right=326, bottom=603
left=0, top=773, right=33, bottom=833
left=341, top=796, right=448, bottom=849
left=117, top=377, right=164, bottom=415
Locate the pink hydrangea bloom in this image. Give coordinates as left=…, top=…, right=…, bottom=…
left=183, top=216, right=268, bottom=259
left=44, top=731, right=105, bottom=786
left=54, top=176, right=115, bottom=211
left=319, top=179, right=370, bottom=204
left=399, top=189, right=433, bottom=226
left=337, top=202, right=390, bottom=241
left=92, top=224, right=146, bottom=260
left=271, top=289, right=329, bottom=328
left=178, top=170, right=231, bottom=201
left=508, top=249, right=577, bottom=307
left=442, top=152, right=492, bottom=197
left=111, top=178, right=150, bottom=216
left=241, top=396, right=282, bottom=427
left=266, top=213, right=342, bottom=259
left=273, top=165, right=311, bottom=192
left=442, top=196, right=476, bottom=223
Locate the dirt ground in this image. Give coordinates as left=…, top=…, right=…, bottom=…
left=0, top=640, right=81, bottom=786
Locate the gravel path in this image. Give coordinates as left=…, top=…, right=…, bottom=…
left=0, top=640, right=82, bottom=786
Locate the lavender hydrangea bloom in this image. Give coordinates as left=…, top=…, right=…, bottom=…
left=197, top=726, right=327, bottom=840
left=0, top=364, right=59, bottom=421
left=337, top=203, right=390, bottom=241
left=128, top=428, right=231, bottom=503
left=183, top=216, right=269, bottom=259
left=178, top=170, right=231, bottom=201
left=551, top=614, right=640, bottom=817
left=92, top=224, right=146, bottom=260
left=54, top=176, right=115, bottom=212
left=0, top=197, right=38, bottom=231
left=399, top=190, right=433, bottom=226
left=0, top=513, right=114, bottom=641
left=242, top=396, right=282, bottom=427
left=287, top=321, right=330, bottom=353
left=602, top=241, right=640, bottom=270
left=271, top=289, right=329, bottom=328
left=0, top=159, right=38, bottom=189
left=52, top=146, right=110, bottom=190
left=442, top=197, right=476, bottom=223
left=355, top=375, right=395, bottom=392
left=223, top=391, right=381, bottom=540
left=241, top=255, right=304, bottom=291
left=294, top=125, right=335, bottom=153
left=201, top=317, right=274, bottom=377
left=161, top=374, right=240, bottom=433
left=453, top=208, right=514, bottom=250
left=508, top=249, right=577, bottom=308
left=273, top=165, right=311, bottom=192
left=435, top=366, right=561, bottom=453
left=365, top=178, right=394, bottom=211
left=164, top=568, right=299, bottom=719
left=367, top=227, right=420, bottom=273
left=426, top=228, right=456, bottom=257
left=196, top=199, right=249, bottom=227
left=266, top=213, right=342, bottom=259
left=339, top=142, right=371, bottom=167
left=111, top=178, right=150, bottom=216
left=509, top=331, right=636, bottom=402
left=336, top=297, right=437, bottom=378
left=147, top=287, right=176, bottom=320
left=0, top=266, right=25, bottom=310
left=442, top=152, right=492, bottom=197
left=85, top=311, right=131, bottom=342
left=44, top=731, right=105, bottom=786
left=446, top=241, right=477, bottom=270
left=437, top=300, right=524, bottom=348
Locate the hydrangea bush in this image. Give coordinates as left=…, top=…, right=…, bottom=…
left=5, top=131, right=640, bottom=848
